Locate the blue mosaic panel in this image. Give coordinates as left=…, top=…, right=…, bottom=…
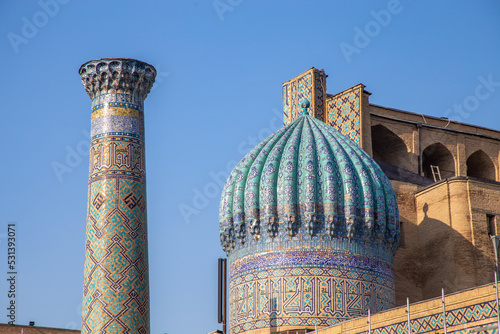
left=327, top=85, right=362, bottom=146
left=79, top=58, right=155, bottom=334
left=91, top=115, right=144, bottom=139
left=82, top=131, right=149, bottom=334
left=297, top=72, right=313, bottom=117
left=228, top=250, right=395, bottom=334
left=314, top=71, right=326, bottom=122
left=92, top=93, right=144, bottom=111
left=363, top=300, right=498, bottom=334
left=282, top=69, right=326, bottom=125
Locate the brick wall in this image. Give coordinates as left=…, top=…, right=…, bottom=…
left=0, top=324, right=79, bottom=334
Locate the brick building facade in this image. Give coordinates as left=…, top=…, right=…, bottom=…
left=283, top=68, right=500, bottom=308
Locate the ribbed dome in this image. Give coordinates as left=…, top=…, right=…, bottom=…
left=219, top=114, right=399, bottom=254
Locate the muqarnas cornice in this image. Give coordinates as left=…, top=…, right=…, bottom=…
left=79, top=58, right=157, bottom=100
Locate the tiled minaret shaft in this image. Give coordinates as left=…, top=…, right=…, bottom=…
left=79, top=58, right=156, bottom=334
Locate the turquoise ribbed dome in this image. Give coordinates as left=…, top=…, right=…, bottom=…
left=219, top=115, right=399, bottom=254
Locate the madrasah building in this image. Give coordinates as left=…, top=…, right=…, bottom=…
left=2, top=63, right=500, bottom=334
left=219, top=67, right=500, bottom=334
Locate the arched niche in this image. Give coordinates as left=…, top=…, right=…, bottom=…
left=467, top=150, right=496, bottom=181
left=422, top=143, right=455, bottom=180
left=371, top=124, right=413, bottom=171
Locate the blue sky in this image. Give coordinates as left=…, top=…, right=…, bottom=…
left=1, top=1, right=499, bottom=333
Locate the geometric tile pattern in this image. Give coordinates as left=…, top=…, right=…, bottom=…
left=79, top=58, right=155, bottom=334
left=283, top=68, right=327, bottom=125
left=313, top=70, right=326, bottom=122
left=326, top=85, right=362, bottom=146
left=83, top=174, right=149, bottom=334
left=363, top=300, right=497, bottom=334
left=227, top=249, right=395, bottom=334
left=283, top=72, right=311, bottom=124
left=297, top=72, right=313, bottom=117
left=283, top=80, right=296, bottom=125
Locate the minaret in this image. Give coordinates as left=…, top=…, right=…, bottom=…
left=79, top=58, right=156, bottom=334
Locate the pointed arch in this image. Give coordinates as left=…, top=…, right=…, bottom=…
left=371, top=124, right=413, bottom=171
left=467, top=150, right=496, bottom=181
left=422, top=143, right=455, bottom=180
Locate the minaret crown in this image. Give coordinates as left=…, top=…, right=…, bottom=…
left=79, top=58, right=156, bottom=100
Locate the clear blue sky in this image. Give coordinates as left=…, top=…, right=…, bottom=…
left=1, top=1, right=499, bottom=333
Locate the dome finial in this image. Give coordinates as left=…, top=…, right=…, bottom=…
left=300, top=99, right=310, bottom=116
left=218, top=113, right=400, bottom=333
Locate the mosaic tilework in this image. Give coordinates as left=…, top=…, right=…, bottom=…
left=89, top=134, right=146, bottom=182
left=83, top=176, right=149, bottom=333
left=363, top=300, right=498, bottom=334
left=227, top=249, right=395, bottom=334
left=219, top=115, right=399, bottom=253
left=291, top=81, right=297, bottom=121
left=92, top=93, right=144, bottom=111
left=314, top=71, right=326, bottom=122
left=283, top=81, right=291, bottom=123
left=283, top=80, right=299, bottom=124
left=326, top=85, right=363, bottom=146
left=229, top=240, right=395, bottom=269
left=79, top=58, right=155, bottom=334
left=229, top=250, right=394, bottom=282
left=220, top=111, right=400, bottom=333
left=91, top=115, right=144, bottom=138
left=282, top=68, right=327, bottom=125
left=91, top=106, right=142, bottom=120
left=297, top=72, right=313, bottom=117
